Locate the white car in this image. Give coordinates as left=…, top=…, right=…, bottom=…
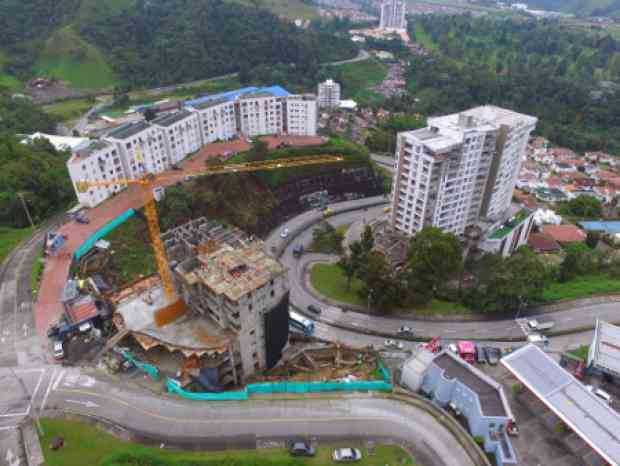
left=53, top=341, right=64, bottom=360
left=333, top=447, right=362, bottom=462
left=586, top=385, right=612, bottom=404
left=280, top=228, right=289, bottom=239
left=384, top=339, right=404, bottom=350
left=78, top=322, right=93, bottom=333
left=397, top=326, right=414, bottom=336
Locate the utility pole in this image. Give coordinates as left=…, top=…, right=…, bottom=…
left=17, top=192, right=35, bottom=228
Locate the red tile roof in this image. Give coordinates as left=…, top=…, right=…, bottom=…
left=528, top=232, right=561, bottom=252
left=542, top=224, right=587, bottom=244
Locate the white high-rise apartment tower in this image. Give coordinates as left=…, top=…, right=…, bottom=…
left=317, top=79, right=341, bottom=108
left=380, top=0, right=406, bottom=30
left=390, top=106, right=537, bottom=236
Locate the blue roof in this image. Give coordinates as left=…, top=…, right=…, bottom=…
left=184, top=85, right=290, bottom=108
left=578, top=220, right=620, bottom=235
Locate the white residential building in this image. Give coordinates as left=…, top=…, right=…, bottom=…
left=187, top=99, right=238, bottom=145
left=151, top=110, right=202, bottom=164
left=285, top=95, right=318, bottom=136
left=317, top=79, right=341, bottom=108
left=390, top=106, right=537, bottom=237
left=379, top=0, right=407, bottom=30
left=237, top=92, right=284, bottom=137
left=67, top=140, right=127, bottom=208
left=106, top=121, right=169, bottom=179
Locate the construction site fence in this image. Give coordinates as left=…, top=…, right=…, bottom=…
left=166, top=378, right=393, bottom=401
left=122, top=350, right=160, bottom=381
left=74, top=208, right=136, bottom=260
left=167, top=353, right=393, bottom=401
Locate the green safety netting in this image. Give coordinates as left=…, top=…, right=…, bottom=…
left=74, top=209, right=136, bottom=260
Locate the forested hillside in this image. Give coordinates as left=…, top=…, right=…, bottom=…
left=0, top=0, right=356, bottom=89
left=406, top=15, right=620, bottom=154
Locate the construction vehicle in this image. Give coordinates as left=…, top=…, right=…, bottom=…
left=76, top=154, right=344, bottom=326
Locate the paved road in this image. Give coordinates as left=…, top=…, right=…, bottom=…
left=266, top=197, right=620, bottom=343
left=0, top=230, right=48, bottom=368
left=371, top=154, right=395, bottom=172
left=0, top=366, right=476, bottom=466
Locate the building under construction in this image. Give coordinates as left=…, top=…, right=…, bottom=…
left=111, top=218, right=290, bottom=388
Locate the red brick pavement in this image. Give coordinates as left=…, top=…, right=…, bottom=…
left=34, top=136, right=323, bottom=337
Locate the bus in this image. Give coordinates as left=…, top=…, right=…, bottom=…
left=289, top=310, right=315, bottom=336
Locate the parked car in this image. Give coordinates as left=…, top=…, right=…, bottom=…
left=171, top=163, right=182, bottom=171
left=448, top=343, right=458, bottom=354
left=586, top=385, right=612, bottom=404
left=384, top=339, right=404, bottom=350
left=280, top=228, right=290, bottom=238
left=475, top=345, right=486, bottom=364
left=333, top=448, right=362, bottom=462
left=397, top=326, right=414, bottom=336
left=53, top=341, right=64, bottom=360
left=307, top=304, right=322, bottom=315
left=78, top=322, right=93, bottom=333
left=485, top=346, right=501, bottom=365
left=73, top=212, right=90, bottom=224
left=289, top=441, right=315, bottom=457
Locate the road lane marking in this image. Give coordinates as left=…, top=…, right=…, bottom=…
left=52, top=369, right=66, bottom=391
left=40, top=368, right=57, bottom=413
left=0, top=425, right=18, bottom=431
left=66, top=399, right=99, bottom=408
left=26, top=368, right=45, bottom=416
left=55, top=388, right=388, bottom=425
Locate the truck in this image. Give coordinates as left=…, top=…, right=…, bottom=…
left=457, top=341, right=476, bottom=364
left=527, top=319, right=555, bottom=332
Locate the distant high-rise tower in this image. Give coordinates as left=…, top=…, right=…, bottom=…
left=380, top=0, right=406, bottom=30
left=317, top=79, right=341, bottom=108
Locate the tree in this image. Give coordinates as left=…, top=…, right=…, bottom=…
left=360, top=225, right=374, bottom=255
left=406, top=227, right=463, bottom=298
left=561, top=195, right=603, bottom=219
left=559, top=243, right=599, bottom=282
left=482, top=247, right=548, bottom=312
left=246, top=139, right=269, bottom=162
left=337, top=254, right=357, bottom=291
left=359, top=251, right=399, bottom=311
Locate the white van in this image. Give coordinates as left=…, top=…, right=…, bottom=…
left=527, top=334, right=548, bottom=345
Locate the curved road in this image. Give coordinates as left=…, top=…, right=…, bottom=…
left=264, top=197, right=620, bottom=344
left=0, top=367, right=478, bottom=466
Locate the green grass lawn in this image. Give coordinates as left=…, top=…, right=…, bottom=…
left=105, top=217, right=156, bottom=286
left=42, top=98, right=93, bottom=122
left=336, top=59, right=388, bottom=105
left=34, top=26, right=118, bottom=89
left=311, top=262, right=366, bottom=306
left=0, top=226, right=34, bottom=264
left=40, top=418, right=415, bottom=466
left=542, top=275, right=620, bottom=302
left=310, top=263, right=469, bottom=315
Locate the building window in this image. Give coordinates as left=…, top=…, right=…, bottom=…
left=250, top=329, right=255, bottom=336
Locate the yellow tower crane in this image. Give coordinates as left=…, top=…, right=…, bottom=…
left=76, top=154, right=344, bottom=324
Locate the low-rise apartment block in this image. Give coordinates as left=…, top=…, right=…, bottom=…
left=106, top=121, right=170, bottom=179
left=67, top=140, right=126, bottom=207
left=390, top=106, right=537, bottom=238
left=68, top=86, right=318, bottom=208
left=285, top=94, right=318, bottom=136
left=151, top=110, right=202, bottom=165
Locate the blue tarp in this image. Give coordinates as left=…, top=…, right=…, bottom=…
left=579, top=220, right=620, bottom=235
left=74, top=209, right=136, bottom=260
